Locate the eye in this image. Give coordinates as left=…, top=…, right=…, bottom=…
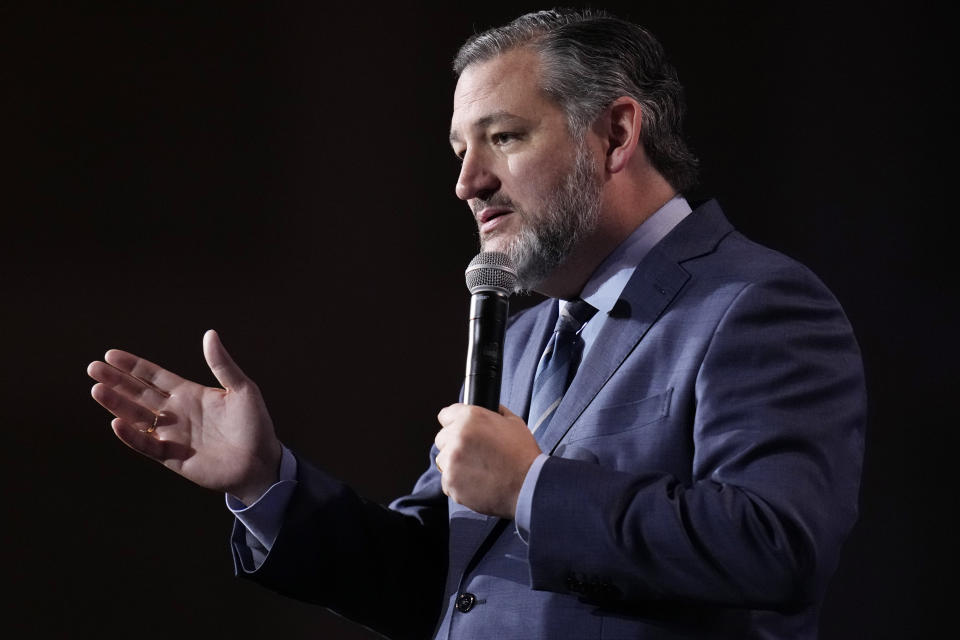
left=491, top=132, right=521, bottom=146
left=452, top=146, right=466, bottom=161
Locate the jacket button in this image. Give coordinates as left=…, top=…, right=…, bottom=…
left=455, top=592, right=477, bottom=613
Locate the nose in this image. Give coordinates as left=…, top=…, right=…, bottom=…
left=455, top=147, right=500, bottom=201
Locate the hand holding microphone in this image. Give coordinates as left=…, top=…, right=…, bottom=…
left=434, top=251, right=539, bottom=519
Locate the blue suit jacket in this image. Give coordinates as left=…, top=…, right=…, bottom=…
left=236, top=200, right=866, bottom=639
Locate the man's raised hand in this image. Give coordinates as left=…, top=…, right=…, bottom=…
left=88, top=330, right=282, bottom=505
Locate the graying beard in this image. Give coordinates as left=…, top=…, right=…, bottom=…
left=499, top=145, right=601, bottom=293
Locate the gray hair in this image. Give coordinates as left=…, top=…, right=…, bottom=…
left=453, top=8, right=699, bottom=193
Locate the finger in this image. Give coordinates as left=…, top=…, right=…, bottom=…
left=498, top=404, right=528, bottom=429
left=91, top=382, right=159, bottom=428
left=434, top=449, right=448, bottom=477
left=435, top=426, right=448, bottom=450
left=111, top=418, right=168, bottom=460
left=87, top=361, right=169, bottom=412
left=499, top=404, right=517, bottom=418
left=437, top=403, right=464, bottom=427
left=104, top=349, right=185, bottom=394
left=203, top=330, right=248, bottom=391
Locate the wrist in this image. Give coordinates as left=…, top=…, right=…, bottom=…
left=232, top=440, right=282, bottom=506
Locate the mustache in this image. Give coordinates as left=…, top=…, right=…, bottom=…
left=470, top=196, right=517, bottom=216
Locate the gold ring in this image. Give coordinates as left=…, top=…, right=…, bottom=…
left=145, top=413, right=159, bottom=434
left=435, top=459, right=443, bottom=473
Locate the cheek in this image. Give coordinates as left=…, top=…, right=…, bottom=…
left=504, top=156, right=533, bottom=204
left=506, top=151, right=569, bottom=203
left=505, top=152, right=532, bottom=180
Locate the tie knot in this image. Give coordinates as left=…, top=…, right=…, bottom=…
left=556, top=298, right=597, bottom=335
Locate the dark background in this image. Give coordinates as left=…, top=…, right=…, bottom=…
left=1, top=1, right=953, bottom=637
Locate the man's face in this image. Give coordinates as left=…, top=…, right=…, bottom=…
left=449, top=48, right=602, bottom=293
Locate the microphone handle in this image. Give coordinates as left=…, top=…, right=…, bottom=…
left=463, top=290, right=510, bottom=411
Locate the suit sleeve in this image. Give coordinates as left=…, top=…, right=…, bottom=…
left=234, top=451, right=449, bottom=640
left=525, top=268, right=866, bottom=610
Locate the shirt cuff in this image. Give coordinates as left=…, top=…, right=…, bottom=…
left=515, top=453, right=549, bottom=543
left=225, top=445, right=298, bottom=552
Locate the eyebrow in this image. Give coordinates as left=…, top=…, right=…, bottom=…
left=449, top=110, right=522, bottom=145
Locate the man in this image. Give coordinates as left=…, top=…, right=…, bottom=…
left=88, top=9, right=865, bottom=639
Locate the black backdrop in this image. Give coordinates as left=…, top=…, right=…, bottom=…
left=2, top=1, right=953, bottom=637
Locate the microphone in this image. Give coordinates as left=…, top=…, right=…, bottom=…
left=463, top=251, right=517, bottom=411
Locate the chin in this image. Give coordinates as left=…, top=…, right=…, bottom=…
left=479, top=234, right=513, bottom=255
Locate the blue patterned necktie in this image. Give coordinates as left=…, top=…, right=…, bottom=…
left=527, top=298, right=598, bottom=441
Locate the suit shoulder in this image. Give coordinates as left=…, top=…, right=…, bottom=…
left=703, top=230, right=840, bottom=299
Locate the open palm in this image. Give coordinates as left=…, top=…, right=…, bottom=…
left=88, top=330, right=281, bottom=504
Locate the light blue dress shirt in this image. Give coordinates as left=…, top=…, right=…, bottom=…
left=230, top=196, right=692, bottom=560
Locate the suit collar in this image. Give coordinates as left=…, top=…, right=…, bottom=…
left=652, top=198, right=734, bottom=265
left=580, top=195, right=692, bottom=315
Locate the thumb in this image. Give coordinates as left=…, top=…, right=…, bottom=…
left=203, top=329, right=249, bottom=390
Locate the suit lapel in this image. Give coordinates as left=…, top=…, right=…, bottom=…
left=538, top=251, right=690, bottom=453
left=500, top=300, right=557, bottom=421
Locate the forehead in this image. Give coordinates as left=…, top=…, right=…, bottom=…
left=450, top=48, right=563, bottom=141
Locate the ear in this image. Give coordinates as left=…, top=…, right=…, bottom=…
left=602, top=97, right=642, bottom=174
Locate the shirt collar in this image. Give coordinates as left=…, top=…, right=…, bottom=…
left=574, top=195, right=692, bottom=315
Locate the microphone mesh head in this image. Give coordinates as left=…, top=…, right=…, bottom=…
left=465, top=251, right=518, bottom=294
